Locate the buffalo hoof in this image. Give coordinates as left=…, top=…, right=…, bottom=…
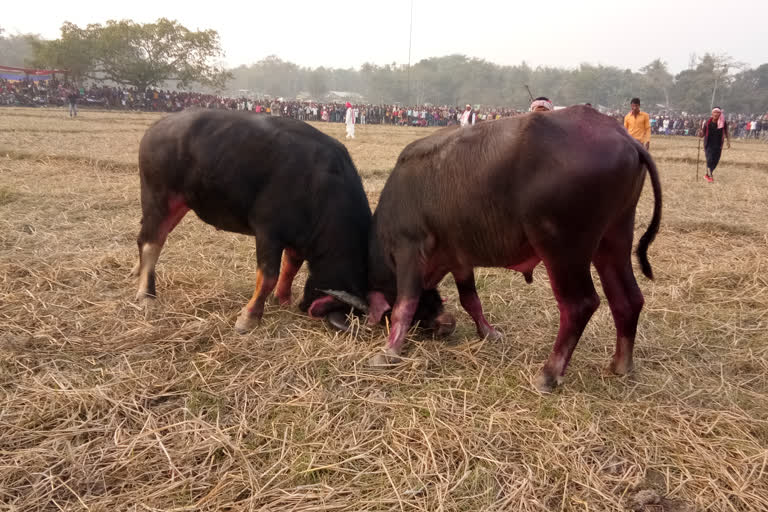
left=368, top=348, right=401, bottom=367
left=433, top=312, right=456, bottom=337
left=135, top=295, right=157, bottom=321
left=533, top=370, right=562, bottom=394
left=269, top=293, right=292, bottom=307
left=480, top=326, right=503, bottom=341
left=135, top=292, right=156, bottom=305
left=608, top=357, right=634, bottom=376
left=234, top=311, right=260, bottom=334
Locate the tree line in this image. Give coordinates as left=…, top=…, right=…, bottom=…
left=2, top=19, right=767, bottom=114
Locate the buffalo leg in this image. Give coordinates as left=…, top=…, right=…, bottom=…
left=134, top=195, right=190, bottom=301
left=593, top=223, right=644, bottom=376
left=369, top=249, right=422, bottom=366
left=367, top=291, right=392, bottom=325
left=274, top=248, right=304, bottom=306
left=234, top=236, right=281, bottom=333
left=453, top=268, right=501, bottom=340
left=534, top=261, right=600, bottom=393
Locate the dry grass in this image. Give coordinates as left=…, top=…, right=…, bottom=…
left=1, top=106, right=767, bottom=511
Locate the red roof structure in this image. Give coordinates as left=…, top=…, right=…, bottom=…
left=0, top=65, right=69, bottom=76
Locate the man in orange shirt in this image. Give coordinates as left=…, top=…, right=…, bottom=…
left=624, top=98, right=651, bottom=150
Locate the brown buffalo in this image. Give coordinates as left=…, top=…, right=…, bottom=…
left=346, top=105, right=661, bottom=393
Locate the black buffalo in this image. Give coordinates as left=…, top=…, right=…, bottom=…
left=131, top=109, right=371, bottom=330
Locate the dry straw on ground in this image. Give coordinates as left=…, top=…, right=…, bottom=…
left=1, top=107, right=767, bottom=511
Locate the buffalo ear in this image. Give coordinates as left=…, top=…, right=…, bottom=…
left=320, top=289, right=369, bottom=313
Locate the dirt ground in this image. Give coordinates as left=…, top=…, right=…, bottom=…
left=1, top=107, right=767, bottom=511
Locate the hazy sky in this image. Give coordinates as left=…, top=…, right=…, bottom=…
left=4, top=0, right=766, bottom=73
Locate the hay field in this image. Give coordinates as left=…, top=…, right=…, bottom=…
left=1, top=107, right=767, bottom=511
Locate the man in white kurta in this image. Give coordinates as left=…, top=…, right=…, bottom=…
left=345, top=102, right=355, bottom=139
left=460, top=104, right=474, bottom=127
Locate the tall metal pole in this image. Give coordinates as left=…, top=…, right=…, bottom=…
left=407, top=0, right=413, bottom=105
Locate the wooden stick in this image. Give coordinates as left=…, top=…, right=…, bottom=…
left=696, top=136, right=701, bottom=182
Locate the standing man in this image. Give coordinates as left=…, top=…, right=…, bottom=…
left=624, top=98, right=651, bottom=150
left=67, top=87, right=79, bottom=117
left=459, top=104, right=475, bottom=127
left=345, top=102, right=355, bottom=139
left=698, top=107, right=731, bottom=183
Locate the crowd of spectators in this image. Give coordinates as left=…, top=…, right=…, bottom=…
left=603, top=110, right=767, bottom=138
left=2, top=77, right=766, bottom=138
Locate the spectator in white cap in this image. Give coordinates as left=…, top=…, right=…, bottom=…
left=698, top=106, right=731, bottom=182
left=460, top=104, right=475, bottom=127
left=530, top=96, right=553, bottom=112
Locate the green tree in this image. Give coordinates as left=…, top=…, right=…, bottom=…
left=204, top=51, right=768, bottom=113
left=307, top=68, right=328, bottom=99
left=31, top=18, right=230, bottom=91
left=726, top=64, right=768, bottom=114
left=230, top=55, right=302, bottom=97
left=28, top=22, right=93, bottom=81
left=672, top=54, right=746, bottom=113
left=0, top=26, right=39, bottom=67
left=639, top=59, right=674, bottom=108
